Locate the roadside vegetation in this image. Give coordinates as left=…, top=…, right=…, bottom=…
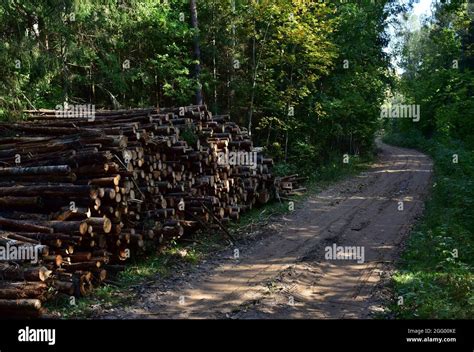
left=384, top=0, right=473, bottom=319
left=384, top=131, right=474, bottom=318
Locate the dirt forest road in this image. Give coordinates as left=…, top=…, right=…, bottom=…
left=101, top=140, right=433, bottom=319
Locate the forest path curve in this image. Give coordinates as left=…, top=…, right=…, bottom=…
left=99, top=140, right=433, bottom=319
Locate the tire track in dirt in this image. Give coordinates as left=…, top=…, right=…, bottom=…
left=98, top=140, right=433, bottom=319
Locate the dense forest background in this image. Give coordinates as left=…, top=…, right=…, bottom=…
left=392, top=0, right=473, bottom=148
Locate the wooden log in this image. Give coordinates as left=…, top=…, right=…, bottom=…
left=67, top=252, right=92, bottom=263
left=0, top=196, right=41, bottom=208
left=0, top=184, right=95, bottom=197
left=0, top=266, right=52, bottom=282
left=0, top=217, right=52, bottom=233
left=84, top=217, right=112, bottom=234
left=54, top=281, right=75, bottom=295
left=63, top=261, right=101, bottom=271
left=0, top=282, right=47, bottom=299
left=43, top=221, right=86, bottom=235
left=89, top=175, right=121, bottom=186
left=0, top=299, right=42, bottom=316
left=0, top=165, right=71, bottom=176
left=15, top=232, right=82, bottom=243
left=42, top=255, right=63, bottom=266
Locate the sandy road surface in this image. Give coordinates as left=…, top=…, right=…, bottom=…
left=100, top=141, right=433, bottom=319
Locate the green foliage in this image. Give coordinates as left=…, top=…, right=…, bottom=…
left=384, top=132, right=474, bottom=319
left=393, top=1, right=474, bottom=146
left=272, top=161, right=298, bottom=178
left=387, top=2, right=474, bottom=318
left=0, top=0, right=195, bottom=114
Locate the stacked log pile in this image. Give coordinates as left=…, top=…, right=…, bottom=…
left=275, top=174, right=307, bottom=199
left=0, top=104, right=274, bottom=317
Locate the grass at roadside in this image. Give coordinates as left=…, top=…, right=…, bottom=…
left=384, top=131, right=474, bottom=319
left=46, top=151, right=373, bottom=318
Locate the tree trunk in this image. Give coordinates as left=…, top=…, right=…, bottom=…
left=190, top=0, right=203, bottom=105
